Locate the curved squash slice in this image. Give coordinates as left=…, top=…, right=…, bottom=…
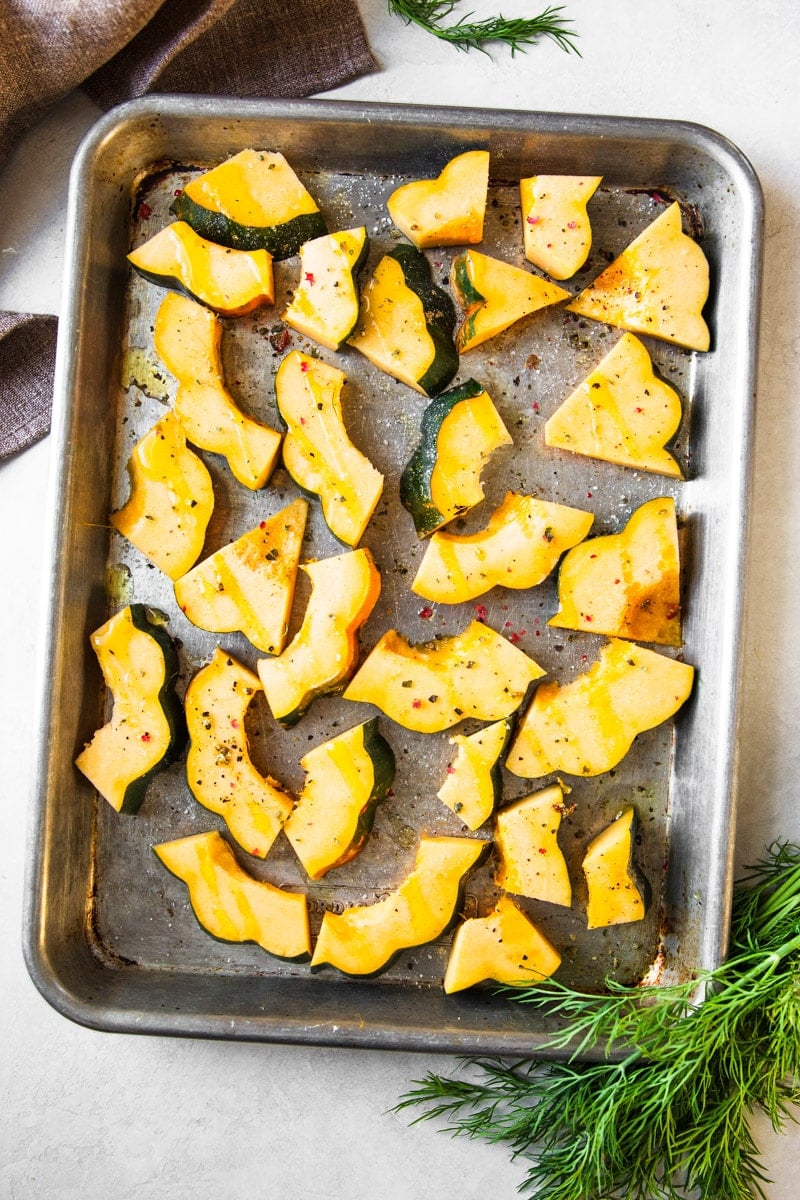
left=75, top=605, right=185, bottom=813
left=544, top=332, right=683, bottom=478
left=507, top=639, right=695, bottom=779
left=444, top=896, right=561, bottom=993
left=386, top=150, right=490, bottom=248
left=185, top=649, right=294, bottom=859
left=583, top=806, right=650, bottom=928
left=399, top=379, right=512, bottom=539
left=520, top=175, right=602, bottom=280
left=174, top=497, right=307, bottom=655
left=171, top=149, right=326, bottom=259
left=128, top=220, right=274, bottom=316
left=343, top=619, right=544, bottom=734
left=451, top=249, right=569, bottom=352
left=412, top=491, right=593, bottom=602
left=110, top=410, right=214, bottom=581
left=258, top=547, right=381, bottom=726
left=310, top=835, right=488, bottom=976
left=154, top=292, right=281, bottom=489
left=282, top=226, right=368, bottom=349
left=437, top=717, right=512, bottom=830
left=494, top=784, right=572, bottom=907
left=284, top=718, right=395, bottom=879
left=347, top=244, right=458, bottom=396
left=275, top=351, right=383, bottom=547
left=154, top=831, right=310, bottom=960
left=550, top=497, right=682, bottom=646
left=567, top=202, right=710, bottom=351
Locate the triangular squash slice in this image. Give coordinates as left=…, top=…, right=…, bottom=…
left=174, top=497, right=307, bottom=655
left=387, top=150, right=490, bottom=248
left=566, top=202, right=710, bottom=350
left=437, top=717, right=513, bottom=830
left=520, top=174, right=602, bottom=280
left=444, top=896, right=561, bottom=993
left=282, top=226, right=369, bottom=350
left=545, top=332, right=683, bottom=478
left=494, top=784, right=572, bottom=906
left=549, top=497, right=682, bottom=646
left=451, top=249, right=569, bottom=351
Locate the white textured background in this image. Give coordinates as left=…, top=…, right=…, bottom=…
left=2, top=2, right=800, bottom=1196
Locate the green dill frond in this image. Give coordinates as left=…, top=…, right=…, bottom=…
left=386, top=1, right=580, bottom=57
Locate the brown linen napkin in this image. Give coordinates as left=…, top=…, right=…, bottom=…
left=0, top=0, right=375, bottom=461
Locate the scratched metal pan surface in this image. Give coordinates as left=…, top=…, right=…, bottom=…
left=24, top=97, right=763, bottom=1056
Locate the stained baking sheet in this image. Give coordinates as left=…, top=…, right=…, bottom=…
left=25, top=98, right=762, bottom=1055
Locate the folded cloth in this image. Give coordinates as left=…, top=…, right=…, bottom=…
left=0, top=0, right=375, bottom=461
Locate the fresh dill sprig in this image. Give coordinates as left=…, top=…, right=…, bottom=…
left=397, top=841, right=800, bottom=1200
left=387, top=1, right=580, bottom=56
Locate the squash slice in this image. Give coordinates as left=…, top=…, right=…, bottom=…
left=275, top=351, right=383, bottom=547
left=282, top=226, right=368, bottom=349
left=128, top=220, right=274, bottom=315
left=185, top=649, right=294, bottom=859
left=171, top=148, right=326, bottom=259
left=507, top=639, right=695, bottom=779
left=444, top=896, right=561, bottom=993
left=544, top=332, right=683, bottom=478
left=451, top=249, right=569, bottom=352
left=284, top=718, right=395, bottom=879
left=75, top=605, right=185, bottom=814
left=566, top=202, right=711, bottom=351
left=154, top=831, right=310, bottom=960
left=520, top=175, right=602, bottom=280
left=386, top=150, right=490, bottom=248
left=437, top=717, right=513, bottom=830
left=550, top=497, right=682, bottom=646
left=412, top=491, right=593, bottom=603
left=154, top=292, right=281, bottom=489
left=494, top=784, right=572, bottom=907
left=110, top=410, right=214, bottom=581
left=347, top=244, right=458, bottom=396
left=174, top=498, right=307, bottom=655
left=583, top=806, right=650, bottom=928
left=343, top=619, right=544, bottom=734
left=257, top=547, right=381, bottom=726
left=399, top=380, right=513, bottom=539
left=310, top=835, right=488, bottom=976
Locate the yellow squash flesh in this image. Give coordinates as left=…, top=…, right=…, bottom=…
left=128, top=220, right=274, bottom=315
left=387, top=150, right=490, bottom=248
left=110, top=410, right=214, bottom=581
left=310, top=835, right=487, bottom=976
left=437, top=717, right=512, bottom=830
left=451, top=249, right=570, bottom=352
left=550, top=497, right=682, bottom=646
left=178, top=148, right=320, bottom=230
left=494, top=784, right=572, bottom=907
left=282, top=227, right=368, bottom=350
left=185, top=649, right=294, bottom=859
left=174, top=497, right=307, bottom=655
left=444, top=896, right=562, bottom=993
left=154, top=292, right=281, bottom=489
left=583, top=806, right=649, bottom=928
left=507, top=639, right=695, bottom=779
left=154, top=831, right=311, bottom=960
left=257, top=547, right=381, bottom=725
left=520, top=175, right=602, bottom=280
left=412, top=491, right=594, bottom=603
left=343, top=619, right=545, bottom=734
left=276, top=351, right=383, bottom=547
left=347, top=254, right=441, bottom=393
left=567, top=202, right=710, bottom=351
left=427, top=389, right=512, bottom=529
left=544, top=332, right=683, bottom=477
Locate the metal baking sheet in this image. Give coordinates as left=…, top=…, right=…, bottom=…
left=24, top=97, right=763, bottom=1056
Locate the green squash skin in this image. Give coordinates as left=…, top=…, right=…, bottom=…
left=127, top=265, right=214, bottom=312
left=389, top=244, right=458, bottom=396
left=170, top=192, right=327, bottom=259
left=451, top=252, right=485, bottom=349
left=116, top=605, right=187, bottom=814
left=399, top=378, right=486, bottom=537
left=354, top=717, right=396, bottom=847
left=309, top=839, right=491, bottom=979
left=153, top=846, right=311, bottom=964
